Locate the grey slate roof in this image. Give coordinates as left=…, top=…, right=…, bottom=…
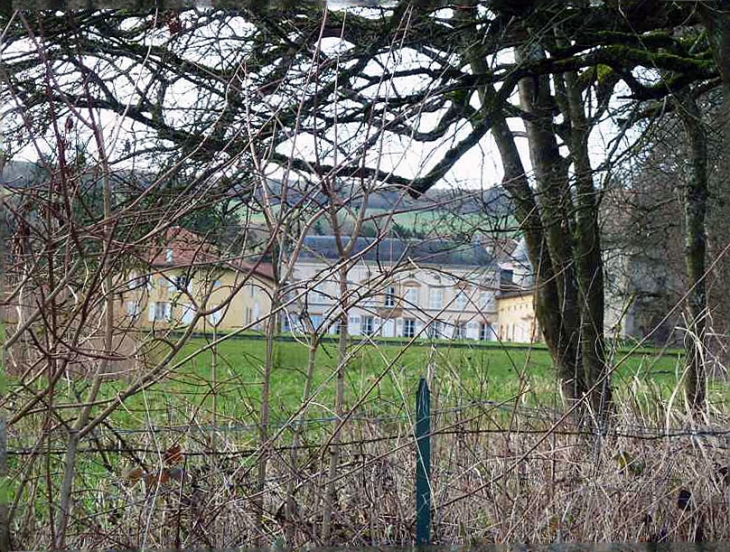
left=298, top=236, right=494, bottom=268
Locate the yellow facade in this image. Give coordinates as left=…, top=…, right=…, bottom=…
left=496, top=291, right=541, bottom=343
left=121, top=265, right=275, bottom=333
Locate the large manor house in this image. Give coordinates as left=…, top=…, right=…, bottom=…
left=122, top=227, right=540, bottom=344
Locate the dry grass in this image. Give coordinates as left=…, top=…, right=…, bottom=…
left=9, top=383, right=730, bottom=549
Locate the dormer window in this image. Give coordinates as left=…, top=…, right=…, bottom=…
left=165, top=248, right=174, bottom=263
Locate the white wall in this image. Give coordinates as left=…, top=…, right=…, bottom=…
left=282, top=258, right=500, bottom=340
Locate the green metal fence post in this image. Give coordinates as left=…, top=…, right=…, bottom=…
left=415, top=377, right=431, bottom=545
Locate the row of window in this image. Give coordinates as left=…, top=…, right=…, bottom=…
left=131, top=271, right=495, bottom=314
left=127, top=300, right=259, bottom=328
left=282, top=314, right=497, bottom=341
left=498, top=322, right=536, bottom=343
left=133, top=299, right=502, bottom=341
left=137, top=300, right=217, bottom=325
left=306, top=283, right=495, bottom=311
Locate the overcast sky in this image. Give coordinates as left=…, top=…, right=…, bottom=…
left=4, top=4, right=636, bottom=192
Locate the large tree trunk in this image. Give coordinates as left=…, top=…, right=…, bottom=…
left=459, top=4, right=589, bottom=406
left=563, top=70, right=612, bottom=421
left=695, top=3, right=730, bottom=410
left=490, top=113, right=584, bottom=401
left=515, top=46, right=587, bottom=403
left=694, top=4, right=730, bottom=525
left=675, top=91, right=708, bottom=413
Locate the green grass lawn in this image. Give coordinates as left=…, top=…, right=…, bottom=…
left=88, top=335, right=711, bottom=434
left=6, top=335, right=725, bottom=515
left=10, top=334, right=720, bottom=449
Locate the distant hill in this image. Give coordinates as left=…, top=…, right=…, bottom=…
left=257, top=178, right=513, bottom=218
left=1, top=160, right=44, bottom=188
left=2, top=161, right=512, bottom=217
left=2, top=161, right=515, bottom=240
left=421, top=187, right=512, bottom=216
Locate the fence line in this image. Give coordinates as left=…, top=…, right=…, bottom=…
left=8, top=417, right=730, bottom=457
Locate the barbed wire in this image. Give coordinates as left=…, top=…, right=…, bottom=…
left=7, top=399, right=729, bottom=457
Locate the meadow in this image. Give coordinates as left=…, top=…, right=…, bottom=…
left=94, top=335, right=704, bottom=433
left=10, top=334, right=730, bottom=548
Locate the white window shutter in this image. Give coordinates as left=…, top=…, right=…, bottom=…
left=148, top=302, right=156, bottom=322
left=353, top=316, right=362, bottom=336
left=165, top=303, right=172, bottom=321
left=182, top=304, right=196, bottom=325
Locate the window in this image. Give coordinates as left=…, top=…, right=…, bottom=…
left=208, top=307, right=223, bottom=326
left=361, top=281, right=377, bottom=306
left=165, top=248, right=174, bottom=263
left=249, top=283, right=256, bottom=297
left=349, top=316, right=359, bottom=333
left=125, top=300, right=140, bottom=316
left=403, top=318, right=416, bottom=338
left=283, top=288, right=296, bottom=303
left=282, top=315, right=292, bottom=332
left=127, top=271, right=139, bottom=290
left=154, top=302, right=170, bottom=321
left=427, top=320, right=442, bottom=338
left=429, top=288, right=443, bottom=310
left=181, top=304, right=196, bottom=325
left=404, top=287, right=418, bottom=306
left=314, top=282, right=328, bottom=302
left=480, top=322, right=493, bottom=341
left=455, top=289, right=468, bottom=310
left=362, top=316, right=374, bottom=336
left=453, top=321, right=467, bottom=340
left=174, top=274, right=189, bottom=291
left=384, top=286, right=396, bottom=307
left=480, top=291, right=493, bottom=310
left=310, top=314, right=323, bottom=330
